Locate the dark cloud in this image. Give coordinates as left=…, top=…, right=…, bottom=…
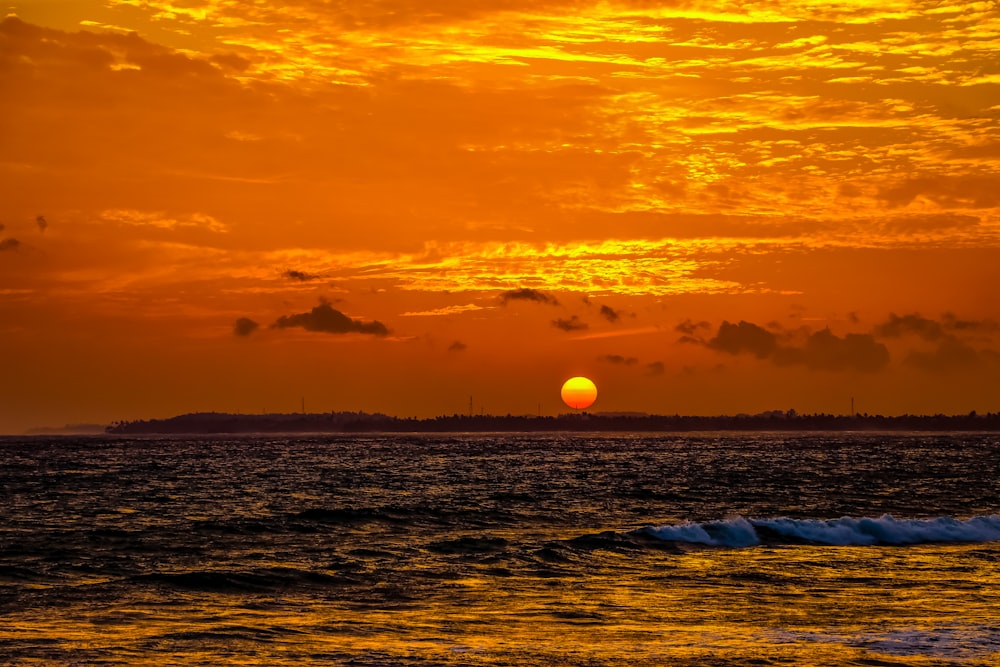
left=708, top=321, right=777, bottom=359
left=707, top=321, right=889, bottom=372
left=448, top=340, right=467, bottom=352
left=941, top=312, right=998, bottom=333
left=645, top=361, right=665, bottom=376
left=675, top=319, right=711, bottom=335
left=600, top=354, right=637, bottom=365
left=282, top=269, right=319, bottom=282
left=709, top=313, right=997, bottom=374
left=272, top=301, right=389, bottom=336
left=0, top=223, right=5, bottom=232
left=0, top=238, right=20, bottom=251
left=35, top=215, right=47, bottom=233
left=897, top=322, right=1000, bottom=371
left=211, top=52, right=251, bottom=72
left=233, top=317, right=259, bottom=337
left=552, top=315, right=587, bottom=332
left=774, top=329, right=890, bottom=373
left=904, top=336, right=988, bottom=373
left=599, top=305, right=621, bottom=323
left=874, top=312, right=999, bottom=341
left=0, top=16, right=223, bottom=80
left=904, top=337, right=979, bottom=372
left=874, top=313, right=944, bottom=341
left=499, top=288, right=559, bottom=306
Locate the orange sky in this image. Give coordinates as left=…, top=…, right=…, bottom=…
left=1, top=0, right=999, bottom=432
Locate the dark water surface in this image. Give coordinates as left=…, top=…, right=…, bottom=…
left=2, top=433, right=999, bottom=665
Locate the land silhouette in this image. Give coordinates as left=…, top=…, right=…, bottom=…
left=105, top=410, right=1000, bottom=434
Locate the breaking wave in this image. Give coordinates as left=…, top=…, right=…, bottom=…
left=640, top=514, right=1000, bottom=547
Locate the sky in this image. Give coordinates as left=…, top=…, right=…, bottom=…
left=1, top=0, right=998, bottom=432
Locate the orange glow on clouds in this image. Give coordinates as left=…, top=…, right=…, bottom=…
left=0, top=0, right=998, bottom=432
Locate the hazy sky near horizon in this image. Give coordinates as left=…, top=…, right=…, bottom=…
left=1, top=0, right=998, bottom=432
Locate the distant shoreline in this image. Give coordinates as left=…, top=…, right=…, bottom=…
left=101, top=411, right=1000, bottom=435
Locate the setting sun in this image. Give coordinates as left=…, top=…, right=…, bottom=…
left=561, top=376, right=598, bottom=410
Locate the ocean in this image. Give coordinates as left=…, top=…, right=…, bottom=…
left=1, top=433, right=999, bottom=665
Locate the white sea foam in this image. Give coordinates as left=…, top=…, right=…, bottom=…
left=643, top=517, right=760, bottom=547
left=642, top=514, right=1000, bottom=547
left=754, top=514, right=1000, bottom=545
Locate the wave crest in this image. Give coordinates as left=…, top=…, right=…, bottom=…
left=641, top=514, right=1000, bottom=547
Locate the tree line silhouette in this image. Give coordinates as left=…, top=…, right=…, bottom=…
left=107, top=409, right=1000, bottom=434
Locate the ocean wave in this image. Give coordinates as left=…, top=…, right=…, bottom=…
left=640, top=514, right=1000, bottom=547
left=292, top=505, right=470, bottom=526
left=427, top=536, right=508, bottom=554
left=770, top=624, right=1000, bottom=660
left=132, top=567, right=342, bottom=592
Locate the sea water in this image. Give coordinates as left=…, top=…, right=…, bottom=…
left=1, top=433, right=998, bottom=665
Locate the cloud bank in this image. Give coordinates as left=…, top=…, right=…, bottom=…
left=272, top=301, right=389, bottom=336
left=707, top=320, right=889, bottom=372
left=552, top=315, right=587, bottom=332
left=233, top=317, right=259, bottom=337
left=500, top=288, right=559, bottom=305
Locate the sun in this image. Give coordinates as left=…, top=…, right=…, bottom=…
left=561, top=376, right=597, bottom=410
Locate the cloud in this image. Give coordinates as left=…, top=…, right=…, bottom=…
left=708, top=320, right=777, bottom=359
left=569, top=326, right=661, bottom=341
left=100, top=209, right=228, bottom=233
left=448, top=340, right=467, bottom=352
left=707, top=320, right=889, bottom=372
left=401, top=304, right=484, bottom=317
left=0, top=238, right=20, bottom=251
left=499, top=288, right=559, bottom=306
left=35, top=215, right=47, bottom=233
left=903, top=337, right=979, bottom=372
left=880, top=313, right=1000, bottom=372
left=878, top=175, right=1000, bottom=209
left=903, top=335, right=1000, bottom=373
left=210, top=52, right=251, bottom=72
left=552, top=315, right=588, bottom=331
left=645, top=361, right=665, bottom=376
left=600, top=354, right=637, bottom=365
left=838, top=183, right=862, bottom=198
left=941, top=312, right=998, bottom=334
left=879, top=213, right=980, bottom=235
left=0, top=223, right=5, bottom=232
left=874, top=313, right=944, bottom=341
left=233, top=317, right=259, bottom=337
left=676, top=319, right=711, bottom=335
left=875, top=312, right=998, bottom=341
left=282, top=269, right=319, bottom=282
left=137, top=0, right=588, bottom=33
left=775, top=329, right=890, bottom=373
left=272, top=301, right=389, bottom=336
left=599, top=304, right=622, bottom=322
